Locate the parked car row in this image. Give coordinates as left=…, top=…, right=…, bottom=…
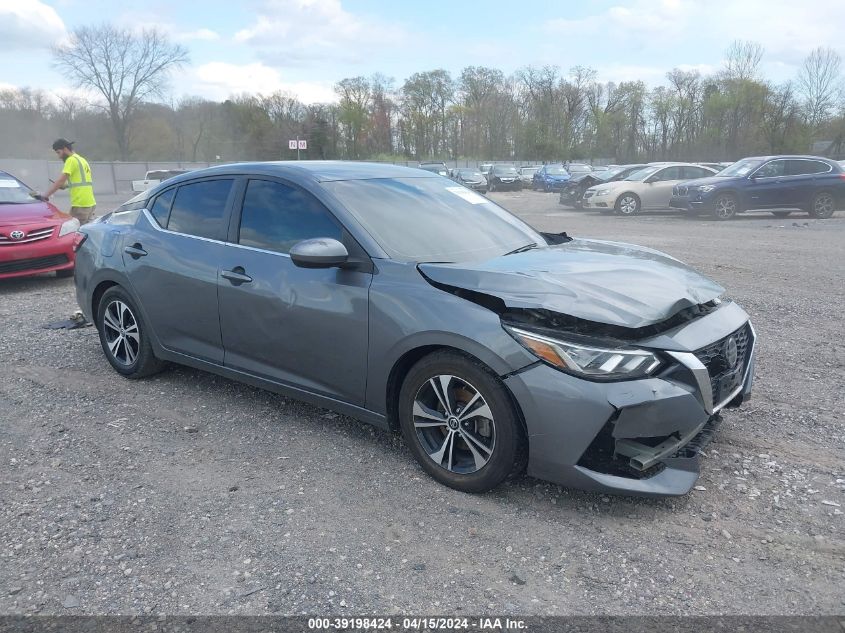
left=580, top=163, right=719, bottom=214
left=568, top=155, right=844, bottom=220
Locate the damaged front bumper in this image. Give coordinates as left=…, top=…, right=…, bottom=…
left=503, top=302, right=755, bottom=497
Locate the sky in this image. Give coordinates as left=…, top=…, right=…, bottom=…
left=2, top=0, right=845, bottom=104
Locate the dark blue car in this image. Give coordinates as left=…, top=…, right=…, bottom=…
left=670, top=155, right=845, bottom=220
left=532, top=164, right=571, bottom=192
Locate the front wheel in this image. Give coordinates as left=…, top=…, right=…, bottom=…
left=615, top=193, right=641, bottom=215
left=712, top=193, right=738, bottom=220
left=809, top=191, right=836, bottom=219
left=398, top=351, right=526, bottom=493
left=96, top=286, right=165, bottom=378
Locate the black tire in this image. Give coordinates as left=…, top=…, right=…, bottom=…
left=55, top=268, right=74, bottom=278
left=711, top=193, right=739, bottom=220
left=808, top=190, right=836, bottom=219
left=398, top=350, right=526, bottom=493
left=96, top=286, right=165, bottom=378
left=615, top=193, right=641, bottom=215
left=771, top=210, right=791, bottom=218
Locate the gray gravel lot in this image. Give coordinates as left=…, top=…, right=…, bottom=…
left=1, top=191, right=843, bottom=616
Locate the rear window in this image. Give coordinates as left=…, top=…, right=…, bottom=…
left=167, top=179, right=233, bottom=240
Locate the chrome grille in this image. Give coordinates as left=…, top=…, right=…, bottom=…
left=0, top=226, right=55, bottom=245
left=676, top=185, right=688, bottom=196
left=693, top=323, right=752, bottom=408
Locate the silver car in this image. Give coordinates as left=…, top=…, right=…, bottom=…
left=75, top=161, right=756, bottom=496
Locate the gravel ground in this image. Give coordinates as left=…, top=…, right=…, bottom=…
left=0, top=191, right=843, bottom=616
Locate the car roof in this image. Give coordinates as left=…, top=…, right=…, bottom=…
left=740, top=155, right=836, bottom=161
left=157, top=161, right=437, bottom=186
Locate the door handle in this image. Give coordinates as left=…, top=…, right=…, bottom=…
left=221, top=267, right=253, bottom=284
left=124, top=243, right=147, bottom=258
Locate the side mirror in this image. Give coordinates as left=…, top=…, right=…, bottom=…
left=290, top=238, right=349, bottom=269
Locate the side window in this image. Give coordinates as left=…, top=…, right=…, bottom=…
left=654, top=166, right=682, bottom=181
left=149, top=188, right=175, bottom=226
left=238, top=180, right=342, bottom=254
left=167, top=179, right=233, bottom=240
left=787, top=160, right=830, bottom=175
left=753, top=160, right=786, bottom=178
left=683, top=167, right=712, bottom=179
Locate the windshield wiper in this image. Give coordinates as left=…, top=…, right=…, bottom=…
left=503, top=242, right=538, bottom=256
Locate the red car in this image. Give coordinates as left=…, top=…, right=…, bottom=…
left=0, top=171, right=82, bottom=280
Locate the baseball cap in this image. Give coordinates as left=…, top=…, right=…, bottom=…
left=52, top=138, right=75, bottom=150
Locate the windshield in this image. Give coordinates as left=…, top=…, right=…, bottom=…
left=0, top=174, right=36, bottom=204
left=624, top=165, right=663, bottom=181
left=493, top=166, right=518, bottom=175
left=520, top=167, right=538, bottom=174
left=568, top=164, right=591, bottom=173
left=323, top=177, right=544, bottom=263
left=459, top=169, right=484, bottom=178
left=717, top=159, right=761, bottom=177
left=544, top=165, right=567, bottom=175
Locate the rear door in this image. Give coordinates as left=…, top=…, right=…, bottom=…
left=787, top=159, right=833, bottom=208
left=640, top=166, right=683, bottom=208
left=122, top=178, right=235, bottom=363
left=217, top=178, right=372, bottom=405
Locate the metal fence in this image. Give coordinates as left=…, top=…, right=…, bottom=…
left=0, top=158, right=615, bottom=195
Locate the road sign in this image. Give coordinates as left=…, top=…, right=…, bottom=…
left=298, top=140, right=307, bottom=150
left=288, top=140, right=297, bottom=150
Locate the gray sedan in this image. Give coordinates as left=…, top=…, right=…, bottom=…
left=74, top=162, right=756, bottom=496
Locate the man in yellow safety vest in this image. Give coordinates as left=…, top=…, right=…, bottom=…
left=41, top=139, right=97, bottom=224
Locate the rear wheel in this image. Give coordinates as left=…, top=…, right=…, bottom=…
left=398, top=351, right=526, bottom=493
left=615, top=193, right=641, bottom=215
left=809, top=191, right=835, bottom=219
left=96, top=286, right=165, bottom=378
left=712, top=193, right=738, bottom=220
left=771, top=211, right=791, bottom=218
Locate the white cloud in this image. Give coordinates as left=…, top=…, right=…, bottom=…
left=0, top=0, right=66, bottom=50
left=185, top=61, right=337, bottom=103
left=174, top=28, right=220, bottom=42
left=542, top=0, right=845, bottom=81
left=234, top=0, right=409, bottom=67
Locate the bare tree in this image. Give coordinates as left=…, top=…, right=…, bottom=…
left=797, top=47, right=843, bottom=129
left=52, top=24, right=188, bottom=160
left=724, top=40, right=764, bottom=82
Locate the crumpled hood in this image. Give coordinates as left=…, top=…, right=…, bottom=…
left=418, top=238, right=724, bottom=328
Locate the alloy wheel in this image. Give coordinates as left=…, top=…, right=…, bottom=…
left=619, top=195, right=638, bottom=215
left=412, top=375, right=496, bottom=474
left=714, top=196, right=737, bottom=219
left=102, top=300, right=140, bottom=366
left=814, top=193, right=835, bottom=219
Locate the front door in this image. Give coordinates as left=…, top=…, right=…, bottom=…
left=640, top=166, right=683, bottom=208
left=747, top=159, right=793, bottom=208
left=122, top=178, right=235, bottom=363
left=217, top=178, right=371, bottom=405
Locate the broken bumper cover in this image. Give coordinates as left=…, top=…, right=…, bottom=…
left=503, top=304, right=755, bottom=497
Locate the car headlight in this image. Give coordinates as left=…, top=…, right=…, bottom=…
left=504, top=326, right=662, bottom=380
left=58, top=218, right=80, bottom=237
left=698, top=185, right=716, bottom=193
left=594, top=188, right=611, bottom=196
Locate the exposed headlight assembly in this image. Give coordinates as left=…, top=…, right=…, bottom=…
left=505, top=326, right=662, bottom=380
left=58, top=218, right=81, bottom=237
left=698, top=184, right=716, bottom=193
left=594, top=188, right=611, bottom=196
